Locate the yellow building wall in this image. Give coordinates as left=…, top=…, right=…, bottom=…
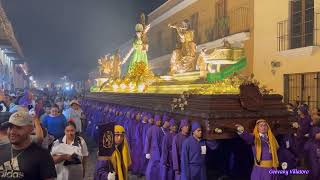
left=254, top=0, right=320, bottom=95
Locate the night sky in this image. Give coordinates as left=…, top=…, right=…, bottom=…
left=2, top=0, right=166, bottom=81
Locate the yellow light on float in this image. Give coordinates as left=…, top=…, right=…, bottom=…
left=137, top=83, right=145, bottom=92
left=120, top=83, right=126, bottom=90
left=112, top=84, right=119, bottom=91
left=129, top=82, right=135, bottom=92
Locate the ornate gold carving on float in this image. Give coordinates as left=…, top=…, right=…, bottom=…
left=97, top=50, right=121, bottom=79
left=170, top=74, right=273, bottom=112
left=199, top=40, right=245, bottom=75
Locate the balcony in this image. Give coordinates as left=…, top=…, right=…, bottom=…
left=213, top=7, right=250, bottom=41
left=199, top=6, right=250, bottom=45
left=277, top=13, right=320, bottom=55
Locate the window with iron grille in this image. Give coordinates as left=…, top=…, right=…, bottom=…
left=290, top=0, right=314, bottom=49
left=284, top=72, right=320, bottom=109
left=277, top=0, right=316, bottom=51
left=215, top=0, right=228, bottom=39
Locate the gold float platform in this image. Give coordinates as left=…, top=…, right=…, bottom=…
left=95, top=71, right=238, bottom=94
left=146, top=83, right=211, bottom=94
left=99, top=83, right=212, bottom=94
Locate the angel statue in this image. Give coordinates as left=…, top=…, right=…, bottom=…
left=168, top=19, right=197, bottom=75
left=122, top=13, right=151, bottom=74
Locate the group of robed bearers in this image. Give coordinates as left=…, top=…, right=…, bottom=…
left=82, top=101, right=320, bottom=180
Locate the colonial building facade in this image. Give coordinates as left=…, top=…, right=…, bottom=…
left=0, top=3, right=28, bottom=91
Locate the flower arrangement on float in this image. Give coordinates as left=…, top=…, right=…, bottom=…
left=170, top=73, right=274, bottom=112
left=99, top=62, right=156, bottom=93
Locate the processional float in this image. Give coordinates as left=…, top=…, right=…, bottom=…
left=87, top=14, right=296, bottom=140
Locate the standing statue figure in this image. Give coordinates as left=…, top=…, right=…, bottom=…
left=98, top=55, right=112, bottom=76
left=169, top=20, right=197, bottom=75
left=126, top=14, right=150, bottom=73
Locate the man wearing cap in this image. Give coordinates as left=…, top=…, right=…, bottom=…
left=161, top=118, right=178, bottom=180
left=95, top=125, right=132, bottom=180
left=235, top=119, right=279, bottom=180
left=181, top=121, right=219, bottom=180
left=172, top=119, right=189, bottom=180
left=0, top=111, right=57, bottom=180
left=144, top=114, right=166, bottom=180
left=63, top=100, right=83, bottom=133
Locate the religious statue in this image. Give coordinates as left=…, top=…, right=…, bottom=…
left=119, top=13, right=154, bottom=90
left=196, top=48, right=207, bottom=78
left=124, top=13, right=151, bottom=74
left=169, top=20, right=197, bottom=74
left=98, top=55, right=112, bottom=76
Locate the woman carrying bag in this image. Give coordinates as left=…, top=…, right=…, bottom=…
left=51, top=121, right=89, bottom=180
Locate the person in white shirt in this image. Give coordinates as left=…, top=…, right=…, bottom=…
left=51, top=121, right=89, bottom=180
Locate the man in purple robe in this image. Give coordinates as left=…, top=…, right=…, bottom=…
left=127, top=111, right=141, bottom=174
left=236, top=119, right=279, bottom=180
left=115, top=109, right=125, bottom=126
left=139, top=113, right=154, bottom=175
left=277, top=134, right=297, bottom=180
left=294, top=105, right=312, bottom=166
left=133, top=113, right=150, bottom=176
left=172, top=119, right=189, bottom=180
left=161, top=118, right=178, bottom=180
left=123, top=109, right=132, bottom=133
left=161, top=113, right=171, bottom=134
left=181, top=121, right=219, bottom=180
left=305, top=111, right=320, bottom=180
left=131, top=112, right=147, bottom=175
left=144, top=114, right=165, bottom=180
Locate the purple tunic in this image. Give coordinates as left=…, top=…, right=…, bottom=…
left=172, top=133, right=188, bottom=180
left=132, top=120, right=146, bottom=174
left=181, top=136, right=218, bottom=180
left=144, top=125, right=166, bottom=180
left=277, top=135, right=297, bottom=180
left=94, top=160, right=114, bottom=180
left=161, top=132, right=176, bottom=180
left=306, top=125, right=320, bottom=180
left=139, top=122, right=152, bottom=175
left=127, top=114, right=139, bottom=172
left=295, top=115, right=312, bottom=157
left=240, top=131, right=278, bottom=180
